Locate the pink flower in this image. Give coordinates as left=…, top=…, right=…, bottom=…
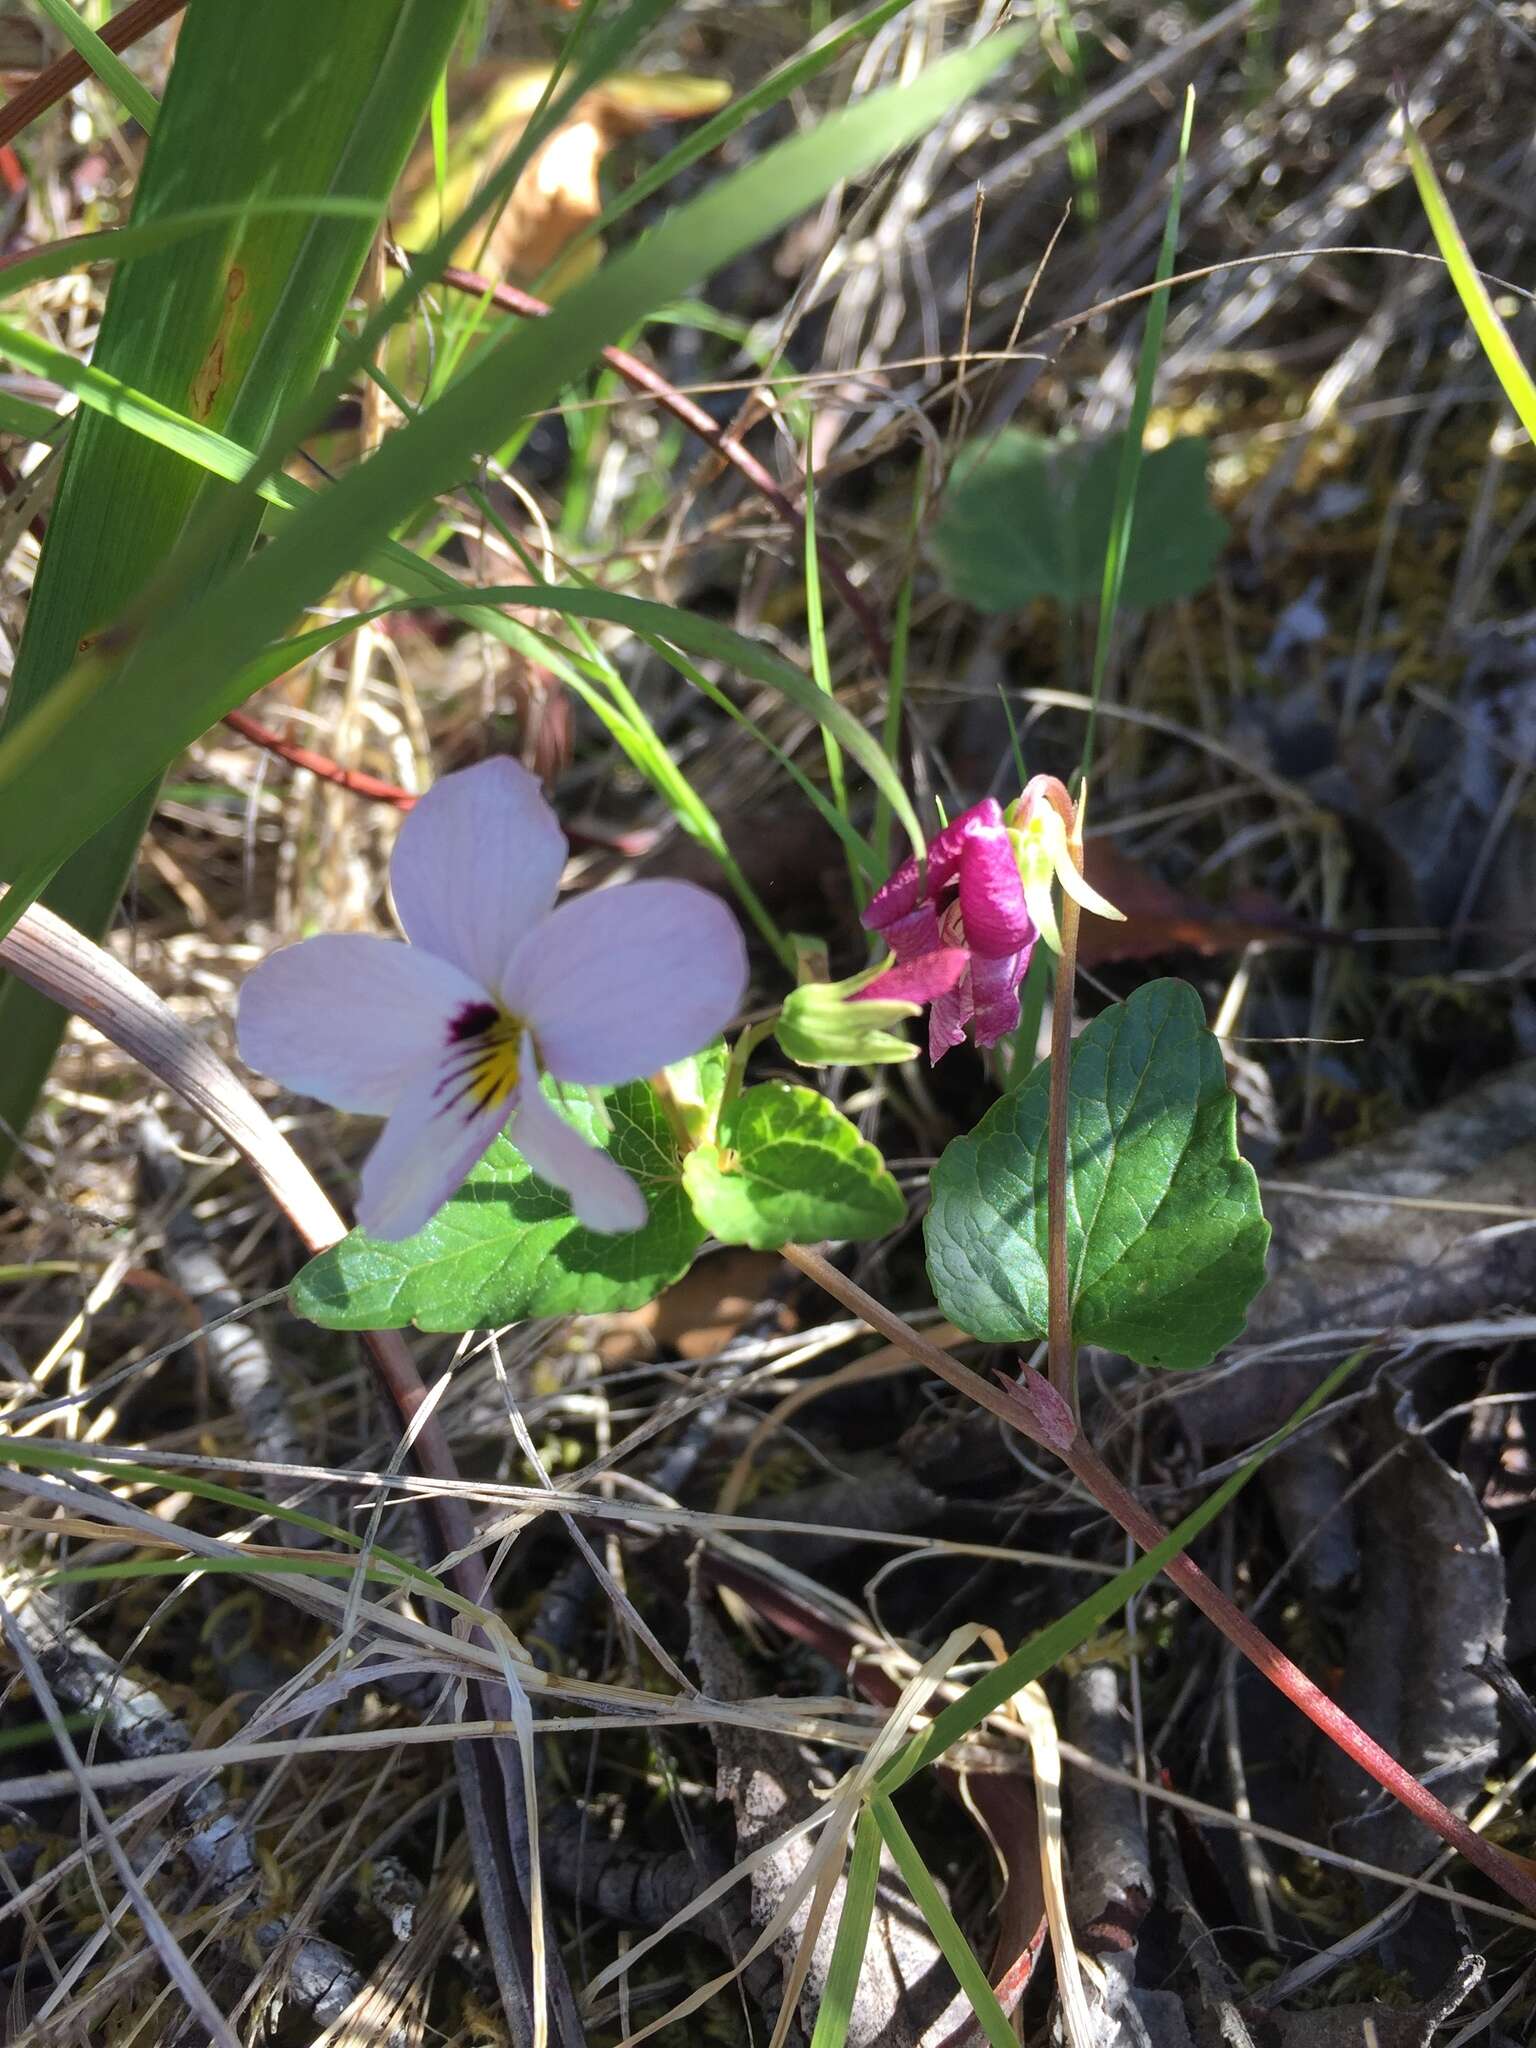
left=854, top=778, right=1123, bottom=1063
left=856, top=798, right=1036, bottom=1062
left=238, top=759, right=748, bottom=1240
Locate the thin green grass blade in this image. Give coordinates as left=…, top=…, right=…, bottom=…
left=881, top=1345, right=1368, bottom=1793
left=1080, top=85, right=1194, bottom=779
left=808, top=1809, right=883, bottom=2048
left=803, top=436, right=858, bottom=900
left=648, top=636, right=882, bottom=889
left=429, top=68, right=450, bottom=242
left=1403, top=105, right=1536, bottom=442
left=0, top=0, right=470, bottom=1161
left=30, top=0, right=159, bottom=132
left=871, top=461, right=923, bottom=883
left=0, top=1433, right=491, bottom=1621
left=0, top=34, right=1013, bottom=914
left=870, top=1795, right=1017, bottom=2048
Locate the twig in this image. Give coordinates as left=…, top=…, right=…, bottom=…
left=222, top=706, right=415, bottom=808
left=0, top=1584, right=243, bottom=2048
left=0, top=888, right=587, bottom=2048
left=0, top=1570, right=383, bottom=2039
left=395, top=252, right=891, bottom=670
left=778, top=1243, right=1536, bottom=1917
left=135, top=1110, right=325, bottom=1529
left=0, top=0, right=185, bottom=151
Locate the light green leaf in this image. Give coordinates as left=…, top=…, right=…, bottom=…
left=870, top=1796, right=1018, bottom=2048
left=291, top=1081, right=703, bottom=1332
left=683, top=1082, right=904, bottom=1249
left=931, top=428, right=1226, bottom=614
left=776, top=970, right=920, bottom=1067
left=924, top=979, right=1269, bottom=1370
left=664, top=1039, right=729, bottom=1145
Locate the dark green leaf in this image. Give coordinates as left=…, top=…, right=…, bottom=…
left=683, top=1082, right=904, bottom=1249
left=924, top=979, right=1269, bottom=1370
left=292, top=1081, right=703, bottom=1332
left=931, top=428, right=1227, bottom=614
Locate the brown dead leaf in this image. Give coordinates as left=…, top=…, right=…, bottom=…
left=597, top=1247, right=791, bottom=1365
left=1077, top=836, right=1332, bottom=967
left=395, top=64, right=729, bottom=290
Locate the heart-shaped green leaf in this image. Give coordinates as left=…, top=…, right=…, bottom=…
left=683, top=1081, right=904, bottom=1250
left=931, top=429, right=1227, bottom=614
left=924, top=980, right=1269, bottom=1370
left=291, top=1080, right=703, bottom=1332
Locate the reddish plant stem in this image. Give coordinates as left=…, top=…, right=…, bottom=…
left=221, top=706, right=416, bottom=808
left=0, top=0, right=186, bottom=151
left=780, top=1242, right=1536, bottom=1918
left=405, top=254, right=891, bottom=671
left=1056, top=1421, right=1536, bottom=1912
left=1045, top=886, right=1080, bottom=1409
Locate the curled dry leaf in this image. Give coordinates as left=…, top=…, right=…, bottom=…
left=1314, top=1385, right=1503, bottom=1888
left=1178, top=1058, right=1536, bottom=1446
left=395, top=64, right=730, bottom=290
left=1076, top=836, right=1334, bottom=969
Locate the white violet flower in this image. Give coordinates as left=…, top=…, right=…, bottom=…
left=238, top=758, right=748, bottom=1240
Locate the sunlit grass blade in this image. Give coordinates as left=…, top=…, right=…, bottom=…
left=1402, top=101, right=1536, bottom=442
left=1081, top=84, right=1194, bottom=777
left=0, top=32, right=1016, bottom=924
left=871, top=460, right=924, bottom=882
left=802, top=438, right=862, bottom=903
left=870, top=1794, right=1017, bottom=2048
left=30, top=0, right=159, bottom=132
left=0, top=197, right=383, bottom=301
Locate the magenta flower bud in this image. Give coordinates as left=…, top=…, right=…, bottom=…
left=855, top=797, right=1038, bottom=1062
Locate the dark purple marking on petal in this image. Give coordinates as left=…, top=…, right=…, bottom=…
left=447, top=1000, right=499, bottom=1045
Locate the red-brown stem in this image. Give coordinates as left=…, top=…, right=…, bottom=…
left=407, top=255, right=891, bottom=671
left=781, top=1241, right=1536, bottom=1918
left=0, top=0, right=185, bottom=151
left=1057, top=1423, right=1536, bottom=1914
left=1046, top=885, right=1080, bottom=1409
left=221, top=706, right=417, bottom=807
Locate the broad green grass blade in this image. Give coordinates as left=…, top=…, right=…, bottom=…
left=0, top=199, right=383, bottom=301
left=1081, top=85, right=1194, bottom=778
left=0, top=0, right=469, bottom=1162
left=0, top=30, right=1015, bottom=918
left=881, top=1346, right=1366, bottom=1794
left=30, top=0, right=160, bottom=133
left=1403, top=106, right=1536, bottom=442
left=808, top=1808, right=882, bottom=2048
left=871, top=1795, right=1017, bottom=2048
